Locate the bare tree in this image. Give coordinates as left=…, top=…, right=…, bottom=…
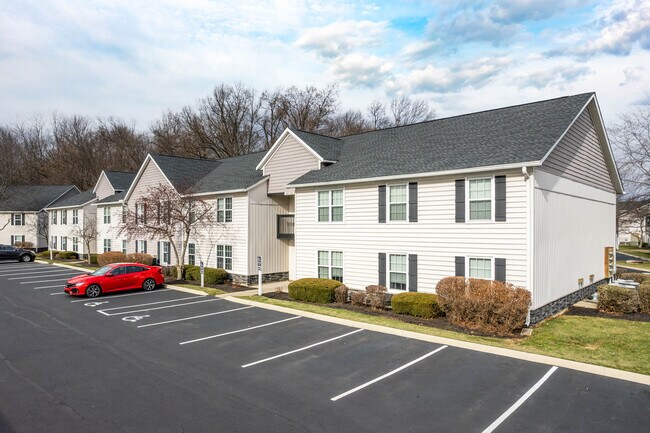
left=367, top=100, right=391, bottom=130
left=282, top=84, right=339, bottom=132
left=389, top=96, right=436, bottom=126
left=260, top=88, right=289, bottom=149
left=71, top=213, right=99, bottom=261
left=96, top=118, right=151, bottom=171
left=611, top=107, right=650, bottom=200
left=118, top=184, right=216, bottom=279
left=25, top=211, right=50, bottom=251
left=326, top=110, right=371, bottom=136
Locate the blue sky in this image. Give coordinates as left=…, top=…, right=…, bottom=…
left=0, top=0, right=648, bottom=128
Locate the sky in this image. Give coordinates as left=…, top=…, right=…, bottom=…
left=1, top=0, right=649, bottom=129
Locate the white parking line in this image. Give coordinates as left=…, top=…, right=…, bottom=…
left=0, top=265, right=51, bottom=271
left=9, top=271, right=82, bottom=280
left=33, top=285, right=64, bottom=290
left=137, top=306, right=254, bottom=328
left=0, top=269, right=83, bottom=277
left=179, top=316, right=301, bottom=345
left=70, top=288, right=172, bottom=302
left=49, top=292, right=66, bottom=296
left=20, top=278, right=72, bottom=284
left=481, top=366, right=558, bottom=433
left=99, top=298, right=221, bottom=316
left=330, top=345, right=448, bottom=402
left=242, top=329, right=364, bottom=368
left=97, top=295, right=206, bottom=312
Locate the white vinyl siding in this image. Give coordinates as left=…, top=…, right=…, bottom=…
left=468, top=178, right=492, bottom=221
left=95, top=172, right=117, bottom=200
left=389, top=185, right=407, bottom=221
left=317, top=190, right=343, bottom=222
left=263, top=133, right=321, bottom=195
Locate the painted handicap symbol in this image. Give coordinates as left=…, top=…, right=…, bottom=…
left=84, top=301, right=109, bottom=307
left=122, top=315, right=150, bottom=323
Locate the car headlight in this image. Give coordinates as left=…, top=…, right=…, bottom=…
left=74, top=282, right=85, bottom=286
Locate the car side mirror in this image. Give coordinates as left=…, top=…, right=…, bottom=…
left=105, top=273, right=113, bottom=277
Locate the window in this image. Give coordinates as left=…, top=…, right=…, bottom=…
left=389, top=185, right=407, bottom=221
left=121, top=240, right=127, bottom=254
left=72, top=209, right=79, bottom=224
left=103, top=207, right=111, bottom=224
left=61, top=210, right=67, bottom=225
left=135, top=203, right=142, bottom=225
left=61, top=236, right=67, bottom=251
left=72, top=237, right=78, bottom=252
left=468, top=258, right=492, bottom=279
left=51, top=235, right=57, bottom=249
left=136, top=240, right=147, bottom=254
left=317, top=250, right=343, bottom=282
left=52, top=211, right=57, bottom=225
left=188, top=243, right=196, bottom=266
left=162, top=242, right=170, bottom=264
left=468, top=178, right=492, bottom=221
left=11, top=235, right=25, bottom=246
left=216, top=244, right=232, bottom=270
left=217, top=197, right=232, bottom=223
left=12, top=214, right=23, bottom=225
left=389, top=254, right=407, bottom=290
left=317, top=190, right=343, bottom=222
left=103, top=239, right=111, bottom=253
left=122, top=204, right=127, bottom=224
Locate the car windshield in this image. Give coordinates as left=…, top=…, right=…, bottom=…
left=90, top=265, right=114, bottom=276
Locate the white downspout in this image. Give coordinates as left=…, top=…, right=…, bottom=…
left=523, top=166, right=533, bottom=326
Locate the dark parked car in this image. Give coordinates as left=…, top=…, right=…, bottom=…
left=0, top=244, right=35, bottom=262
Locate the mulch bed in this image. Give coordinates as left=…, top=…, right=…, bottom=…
left=165, top=279, right=245, bottom=293
left=565, top=306, right=650, bottom=322
left=262, top=291, right=520, bottom=339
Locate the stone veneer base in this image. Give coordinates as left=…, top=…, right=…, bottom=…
left=230, top=272, right=289, bottom=286
left=529, top=278, right=610, bottom=324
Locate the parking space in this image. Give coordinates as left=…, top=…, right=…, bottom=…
left=1, top=262, right=648, bottom=433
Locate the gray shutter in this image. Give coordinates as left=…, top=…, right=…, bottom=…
left=408, top=183, right=418, bottom=222
left=495, top=175, right=506, bottom=222
left=495, top=258, right=506, bottom=282
left=10, top=235, right=14, bottom=245
left=408, top=254, right=417, bottom=292
left=143, top=241, right=147, bottom=254
left=157, top=241, right=161, bottom=263
left=21, top=213, right=25, bottom=226
left=10, top=214, right=14, bottom=226
left=455, top=256, right=465, bottom=277
left=378, top=185, right=386, bottom=223
left=455, top=179, right=465, bottom=223
left=378, top=253, right=386, bottom=286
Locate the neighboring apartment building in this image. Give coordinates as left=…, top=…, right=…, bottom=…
left=617, top=202, right=649, bottom=246
left=0, top=185, right=80, bottom=251
left=45, top=190, right=98, bottom=257
left=92, top=171, right=136, bottom=255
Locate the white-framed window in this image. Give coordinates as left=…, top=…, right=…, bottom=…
left=389, top=184, right=408, bottom=221
left=468, top=178, right=492, bottom=221
left=11, top=235, right=25, bottom=246
left=216, top=244, right=232, bottom=270
left=135, top=203, right=143, bottom=225
left=52, top=211, right=57, bottom=225
left=468, top=257, right=492, bottom=279
left=317, top=250, right=343, bottom=282
left=103, top=239, right=111, bottom=253
left=61, top=236, right=67, bottom=251
left=162, top=242, right=170, bottom=264
left=72, top=237, right=79, bottom=252
left=136, top=240, right=147, bottom=254
left=51, top=235, right=57, bottom=249
left=121, top=240, right=127, bottom=254
left=188, top=243, right=196, bottom=266
left=217, top=197, right=232, bottom=223
left=72, top=209, right=79, bottom=224
left=11, top=213, right=24, bottom=225
left=122, top=204, right=127, bottom=224
left=103, top=207, right=111, bottom=224
left=389, top=254, right=407, bottom=290
left=61, top=210, right=67, bottom=225
left=317, top=189, right=343, bottom=222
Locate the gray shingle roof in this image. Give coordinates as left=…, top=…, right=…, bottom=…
left=191, top=151, right=267, bottom=194
left=105, top=171, right=136, bottom=191
left=0, top=185, right=78, bottom=212
left=47, top=189, right=96, bottom=208
left=292, top=130, right=343, bottom=161
left=96, top=191, right=126, bottom=204
left=291, top=93, right=594, bottom=185
left=150, top=154, right=222, bottom=193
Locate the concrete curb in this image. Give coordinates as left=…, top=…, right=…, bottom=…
left=226, top=296, right=650, bottom=386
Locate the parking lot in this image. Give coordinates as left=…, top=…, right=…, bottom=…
left=0, top=261, right=648, bottom=433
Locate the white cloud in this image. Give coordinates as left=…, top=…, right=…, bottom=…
left=296, top=20, right=388, bottom=58
left=328, top=53, right=393, bottom=87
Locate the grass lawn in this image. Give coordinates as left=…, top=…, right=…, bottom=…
left=617, top=260, right=650, bottom=271
left=172, top=283, right=226, bottom=296
left=240, top=296, right=650, bottom=375
left=619, top=245, right=650, bottom=260
left=37, top=259, right=100, bottom=270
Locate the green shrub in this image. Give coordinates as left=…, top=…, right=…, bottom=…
left=37, top=250, right=59, bottom=258
left=58, top=251, right=79, bottom=260
left=619, top=273, right=650, bottom=284
left=639, top=283, right=650, bottom=314
left=288, top=278, right=340, bottom=303
left=183, top=265, right=228, bottom=284
left=392, top=293, right=443, bottom=319
left=184, top=265, right=200, bottom=281
left=597, top=285, right=640, bottom=314
left=98, top=252, right=127, bottom=266
left=126, top=253, right=153, bottom=265
left=89, top=254, right=98, bottom=265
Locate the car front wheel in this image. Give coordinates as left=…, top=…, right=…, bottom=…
left=20, top=254, right=33, bottom=262
left=142, top=278, right=156, bottom=291
left=86, top=284, right=102, bottom=298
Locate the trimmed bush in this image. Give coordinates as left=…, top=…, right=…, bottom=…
left=89, top=254, right=99, bottom=265
left=58, top=251, right=79, bottom=260
left=184, top=265, right=228, bottom=284
left=98, top=252, right=128, bottom=266
left=126, top=253, right=153, bottom=265
left=288, top=278, right=340, bottom=303
left=350, top=290, right=366, bottom=306
left=334, top=284, right=348, bottom=303
left=37, top=250, right=59, bottom=258
left=618, top=273, right=650, bottom=284
left=436, top=277, right=531, bottom=336
left=639, top=283, right=650, bottom=314
left=597, top=285, right=640, bottom=314
left=365, top=285, right=388, bottom=309
left=392, top=293, right=443, bottom=319
left=184, top=265, right=200, bottom=281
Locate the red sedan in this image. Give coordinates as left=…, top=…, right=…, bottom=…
left=64, top=263, right=164, bottom=298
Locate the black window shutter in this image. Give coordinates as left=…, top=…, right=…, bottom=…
left=10, top=235, right=14, bottom=245
left=455, top=256, right=465, bottom=277
left=21, top=213, right=25, bottom=226
left=10, top=214, right=14, bottom=226
left=455, top=179, right=465, bottom=223
left=143, top=241, right=147, bottom=254
left=143, top=204, right=147, bottom=225
left=157, top=241, right=161, bottom=262
left=495, top=175, right=506, bottom=222
left=408, top=182, right=418, bottom=222
left=495, top=258, right=506, bottom=282
left=408, top=254, right=417, bottom=292
left=378, top=253, right=386, bottom=286
left=378, top=185, right=386, bottom=223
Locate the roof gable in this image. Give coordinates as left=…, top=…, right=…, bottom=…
left=256, top=128, right=342, bottom=171
left=0, top=185, right=79, bottom=212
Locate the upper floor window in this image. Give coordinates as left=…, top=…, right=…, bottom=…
left=468, top=178, right=492, bottom=220
left=72, top=209, right=79, bottom=224
left=217, top=197, right=232, bottom=223
left=61, top=210, right=67, bottom=225
left=52, top=211, right=57, bottom=225
left=135, top=203, right=143, bottom=225
left=318, top=189, right=343, bottom=222
left=122, top=205, right=127, bottom=224
left=103, top=207, right=111, bottom=224
left=389, top=185, right=407, bottom=221
left=11, top=213, right=24, bottom=226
